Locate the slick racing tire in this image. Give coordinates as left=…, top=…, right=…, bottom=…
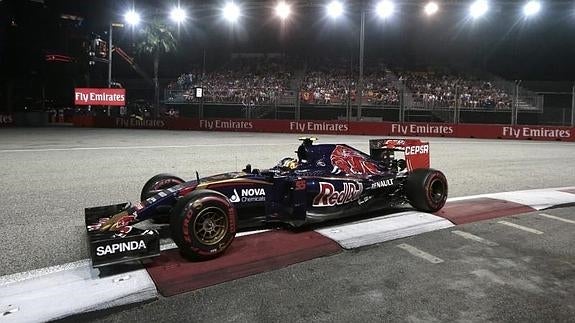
left=170, top=189, right=237, bottom=261
left=406, top=168, right=448, bottom=213
left=140, top=173, right=185, bottom=201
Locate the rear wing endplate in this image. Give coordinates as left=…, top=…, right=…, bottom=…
left=369, top=138, right=430, bottom=171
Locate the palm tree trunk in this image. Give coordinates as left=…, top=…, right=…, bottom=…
left=154, top=47, right=160, bottom=118
left=5, top=80, right=14, bottom=114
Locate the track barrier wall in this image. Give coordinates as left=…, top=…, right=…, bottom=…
left=0, top=114, right=14, bottom=127
left=72, top=116, right=575, bottom=142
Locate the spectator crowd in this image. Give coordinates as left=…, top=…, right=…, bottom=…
left=167, top=58, right=292, bottom=107
left=398, top=70, right=512, bottom=109
left=167, top=60, right=514, bottom=110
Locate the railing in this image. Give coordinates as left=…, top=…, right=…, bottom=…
left=164, top=89, right=297, bottom=107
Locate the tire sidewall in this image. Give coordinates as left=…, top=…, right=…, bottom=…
left=141, top=174, right=184, bottom=201
left=406, top=168, right=448, bottom=212
left=171, top=190, right=237, bottom=259
left=423, top=171, right=448, bottom=211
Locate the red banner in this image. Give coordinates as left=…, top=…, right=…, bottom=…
left=74, top=88, right=126, bottom=106
left=0, top=114, right=14, bottom=127
left=71, top=116, right=575, bottom=142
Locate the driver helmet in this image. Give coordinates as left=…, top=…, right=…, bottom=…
left=279, top=157, right=298, bottom=170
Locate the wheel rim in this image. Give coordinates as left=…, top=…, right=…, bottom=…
left=192, top=206, right=229, bottom=245
left=429, top=178, right=446, bottom=204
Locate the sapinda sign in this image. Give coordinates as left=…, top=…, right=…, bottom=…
left=74, top=88, right=126, bottom=106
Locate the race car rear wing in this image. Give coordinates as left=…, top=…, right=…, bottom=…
left=369, top=138, right=430, bottom=171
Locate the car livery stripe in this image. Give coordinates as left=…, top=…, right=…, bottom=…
left=197, top=179, right=273, bottom=190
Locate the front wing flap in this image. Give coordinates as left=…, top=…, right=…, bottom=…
left=85, top=203, right=160, bottom=267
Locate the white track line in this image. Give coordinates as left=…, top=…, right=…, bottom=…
left=0, top=143, right=297, bottom=153
left=539, top=213, right=575, bottom=224
left=446, top=186, right=575, bottom=203
left=451, top=230, right=499, bottom=247
left=497, top=221, right=544, bottom=235
left=397, top=243, right=444, bottom=264
left=159, top=229, right=270, bottom=252
left=3, top=136, right=570, bottom=153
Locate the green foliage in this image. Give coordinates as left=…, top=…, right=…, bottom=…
left=135, top=19, right=177, bottom=55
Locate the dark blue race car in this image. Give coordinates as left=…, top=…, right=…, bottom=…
left=85, top=138, right=448, bottom=267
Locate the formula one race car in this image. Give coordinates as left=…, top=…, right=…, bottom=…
left=85, top=138, right=448, bottom=267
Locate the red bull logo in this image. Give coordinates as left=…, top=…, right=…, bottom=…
left=330, top=145, right=382, bottom=175
left=313, top=182, right=363, bottom=207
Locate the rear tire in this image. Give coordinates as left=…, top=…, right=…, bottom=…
left=140, top=173, right=185, bottom=201
left=406, top=168, right=448, bottom=212
left=170, top=190, right=237, bottom=260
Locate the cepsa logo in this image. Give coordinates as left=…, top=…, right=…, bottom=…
left=313, top=182, right=363, bottom=207
left=404, top=144, right=429, bottom=156
left=0, top=115, right=14, bottom=125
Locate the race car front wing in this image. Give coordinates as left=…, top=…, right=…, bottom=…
left=85, top=203, right=161, bottom=267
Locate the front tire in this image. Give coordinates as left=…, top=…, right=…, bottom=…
left=406, top=168, right=448, bottom=212
left=170, top=190, right=237, bottom=260
left=140, top=173, right=185, bottom=201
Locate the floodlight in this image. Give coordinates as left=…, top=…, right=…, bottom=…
left=124, top=10, right=141, bottom=26
left=170, top=7, right=187, bottom=23
left=326, top=1, right=343, bottom=19
left=223, top=2, right=241, bottom=23
left=523, top=1, right=541, bottom=17
left=275, top=2, right=291, bottom=20
left=424, top=2, right=439, bottom=16
left=469, top=0, right=488, bottom=19
left=376, top=0, right=395, bottom=19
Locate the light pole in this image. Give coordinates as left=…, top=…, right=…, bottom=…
left=108, top=9, right=140, bottom=91
left=357, top=9, right=365, bottom=121
left=107, top=23, right=125, bottom=116
left=357, top=0, right=395, bottom=121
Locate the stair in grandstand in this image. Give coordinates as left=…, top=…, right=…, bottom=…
left=404, top=110, right=447, bottom=123
left=472, top=69, right=543, bottom=111
left=516, top=98, right=539, bottom=111
left=430, top=109, right=452, bottom=123
left=385, top=69, right=417, bottom=108
left=251, top=105, right=276, bottom=119
left=291, top=68, right=306, bottom=91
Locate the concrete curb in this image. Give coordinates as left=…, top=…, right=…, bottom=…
left=1, top=186, right=574, bottom=321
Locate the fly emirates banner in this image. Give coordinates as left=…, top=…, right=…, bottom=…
left=74, top=88, right=126, bottom=106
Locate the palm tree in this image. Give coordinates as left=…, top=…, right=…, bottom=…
left=135, top=19, right=177, bottom=117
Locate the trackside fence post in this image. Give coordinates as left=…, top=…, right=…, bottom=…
left=571, top=83, right=574, bottom=127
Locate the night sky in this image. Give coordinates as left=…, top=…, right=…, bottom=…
left=2, top=0, right=575, bottom=108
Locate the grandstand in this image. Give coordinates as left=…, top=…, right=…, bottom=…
left=163, top=56, right=545, bottom=124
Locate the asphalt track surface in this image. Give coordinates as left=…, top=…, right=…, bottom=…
left=1, top=127, right=574, bottom=321
left=82, top=207, right=575, bottom=323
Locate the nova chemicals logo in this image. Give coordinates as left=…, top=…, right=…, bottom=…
left=229, top=188, right=265, bottom=203
left=230, top=189, right=240, bottom=203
